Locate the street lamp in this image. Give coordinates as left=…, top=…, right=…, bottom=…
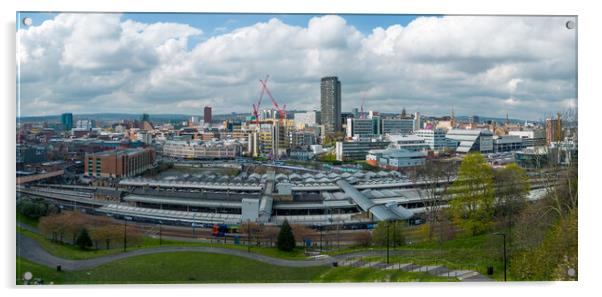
left=318, top=224, right=323, bottom=253
left=246, top=219, right=253, bottom=253
left=123, top=216, right=132, bottom=252
left=386, top=221, right=390, bottom=264
left=495, top=232, right=507, bottom=281
left=158, top=220, right=163, bottom=246
left=191, top=213, right=198, bottom=238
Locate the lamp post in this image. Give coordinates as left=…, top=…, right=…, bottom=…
left=192, top=213, right=198, bottom=239
left=318, top=224, right=323, bottom=252
left=246, top=219, right=252, bottom=253
left=386, top=221, right=390, bottom=264
left=158, top=220, right=162, bottom=246
left=392, top=219, right=396, bottom=249
left=328, top=217, right=333, bottom=250
left=123, top=216, right=132, bottom=252
left=495, top=232, right=507, bottom=281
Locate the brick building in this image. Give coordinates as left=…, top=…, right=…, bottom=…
left=84, top=148, right=155, bottom=178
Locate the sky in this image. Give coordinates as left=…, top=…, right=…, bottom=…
left=16, top=12, right=577, bottom=120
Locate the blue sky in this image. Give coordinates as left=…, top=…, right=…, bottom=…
left=16, top=13, right=576, bottom=119
left=18, top=12, right=422, bottom=37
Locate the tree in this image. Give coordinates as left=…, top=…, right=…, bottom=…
left=75, top=228, right=93, bottom=250
left=449, top=152, right=495, bottom=235
left=371, top=220, right=405, bottom=246
left=412, top=159, right=457, bottom=240
left=240, top=221, right=261, bottom=251
left=17, top=199, right=57, bottom=220
left=276, top=220, right=296, bottom=252
left=260, top=225, right=280, bottom=247
left=290, top=224, right=316, bottom=245
left=494, top=163, right=530, bottom=241
left=352, top=230, right=373, bottom=247
left=510, top=162, right=578, bottom=281
left=89, top=224, right=122, bottom=250
left=510, top=208, right=577, bottom=280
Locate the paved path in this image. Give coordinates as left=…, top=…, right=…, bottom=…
left=16, top=222, right=491, bottom=281
left=17, top=232, right=334, bottom=271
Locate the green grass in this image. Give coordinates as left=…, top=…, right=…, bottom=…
left=18, top=227, right=126, bottom=260
left=16, top=258, right=67, bottom=285
left=16, top=254, right=454, bottom=285
left=16, top=213, right=39, bottom=227
left=313, top=267, right=455, bottom=282
left=17, top=226, right=309, bottom=261
left=325, top=233, right=506, bottom=281
left=16, top=253, right=329, bottom=285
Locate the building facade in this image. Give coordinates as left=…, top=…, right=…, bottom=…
left=162, top=140, right=242, bottom=159
left=493, top=135, right=524, bottom=153
left=382, top=118, right=414, bottom=135
left=446, top=129, right=494, bottom=154
left=346, top=118, right=377, bottom=138
left=386, top=134, right=431, bottom=152
left=294, top=110, right=321, bottom=129
left=204, top=106, right=212, bottom=125
left=545, top=116, right=563, bottom=144
left=415, top=128, right=448, bottom=151
left=61, top=113, right=73, bottom=131
left=366, top=148, right=427, bottom=170
left=335, top=141, right=390, bottom=161
left=508, top=129, right=546, bottom=147
left=84, top=148, right=156, bottom=178
left=320, top=76, right=342, bottom=135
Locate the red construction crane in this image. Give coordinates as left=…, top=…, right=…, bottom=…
left=252, top=75, right=269, bottom=125
left=259, top=78, right=286, bottom=121
left=360, top=92, right=367, bottom=119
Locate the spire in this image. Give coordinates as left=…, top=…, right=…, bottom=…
left=451, top=106, right=456, bottom=127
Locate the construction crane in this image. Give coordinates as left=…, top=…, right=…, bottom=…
left=259, top=78, right=286, bottom=122
left=252, top=75, right=270, bottom=126
left=360, top=92, right=367, bottom=119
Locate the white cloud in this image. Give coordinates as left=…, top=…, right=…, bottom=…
left=17, top=14, right=576, bottom=120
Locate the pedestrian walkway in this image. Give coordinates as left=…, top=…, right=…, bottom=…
left=337, top=258, right=490, bottom=282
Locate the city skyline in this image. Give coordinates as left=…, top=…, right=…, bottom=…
left=17, top=13, right=577, bottom=120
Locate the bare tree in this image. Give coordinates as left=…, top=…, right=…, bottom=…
left=240, top=221, right=261, bottom=250
left=493, top=163, right=530, bottom=248
left=412, top=159, right=457, bottom=240
left=260, top=225, right=280, bottom=247
left=291, top=224, right=316, bottom=247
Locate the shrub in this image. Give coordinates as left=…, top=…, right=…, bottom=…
left=75, top=228, right=93, bottom=250
left=277, top=220, right=296, bottom=252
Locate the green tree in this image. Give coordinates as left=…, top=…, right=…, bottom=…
left=494, top=163, right=530, bottom=239
left=17, top=199, right=57, bottom=220
left=75, top=228, right=93, bottom=250
left=510, top=208, right=577, bottom=280
left=449, top=152, right=495, bottom=235
left=276, top=220, right=296, bottom=252
left=371, top=220, right=405, bottom=247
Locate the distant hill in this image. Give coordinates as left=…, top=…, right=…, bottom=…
left=17, top=112, right=253, bottom=123
left=16, top=111, right=532, bottom=125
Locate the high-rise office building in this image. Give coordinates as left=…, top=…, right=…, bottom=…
left=204, top=106, right=212, bottom=124
left=61, top=113, right=73, bottom=130
left=545, top=113, right=563, bottom=144
left=141, top=113, right=150, bottom=122
left=413, top=112, right=422, bottom=130
left=320, top=76, right=341, bottom=135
